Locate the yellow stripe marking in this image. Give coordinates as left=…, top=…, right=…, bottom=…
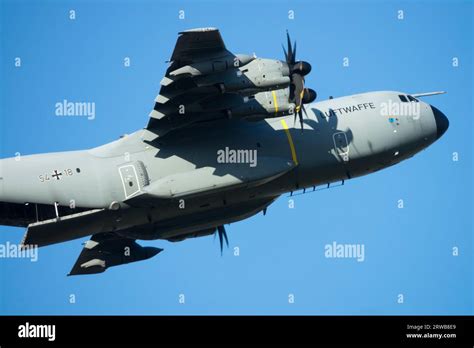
left=280, top=119, right=298, bottom=165
left=271, top=90, right=279, bottom=115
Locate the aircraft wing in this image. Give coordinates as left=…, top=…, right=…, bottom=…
left=68, top=232, right=163, bottom=276
left=146, top=28, right=314, bottom=137
left=147, top=27, right=235, bottom=135
left=169, top=27, right=227, bottom=67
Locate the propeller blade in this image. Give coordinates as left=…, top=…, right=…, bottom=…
left=223, top=228, right=229, bottom=247
left=298, top=109, right=304, bottom=131
left=218, top=228, right=223, bottom=254
left=293, top=74, right=305, bottom=112
left=286, top=31, right=293, bottom=64
left=302, top=104, right=308, bottom=117
left=293, top=41, right=297, bottom=64
left=289, top=82, right=295, bottom=101
left=282, top=30, right=316, bottom=131
left=217, top=225, right=228, bottom=255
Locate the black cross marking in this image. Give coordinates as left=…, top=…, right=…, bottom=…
left=52, top=170, right=62, bottom=180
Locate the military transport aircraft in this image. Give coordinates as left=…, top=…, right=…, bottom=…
left=0, top=28, right=449, bottom=275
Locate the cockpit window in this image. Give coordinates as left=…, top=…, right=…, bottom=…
left=407, top=95, right=419, bottom=102
left=398, top=95, right=408, bottom=102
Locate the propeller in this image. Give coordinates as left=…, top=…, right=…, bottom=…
left=283, top=31, right=317, bottom=131
left=214, top=225, right=229, bottom=255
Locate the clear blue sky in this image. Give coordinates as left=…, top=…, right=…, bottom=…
left=0, top=0, right=472, bottom=315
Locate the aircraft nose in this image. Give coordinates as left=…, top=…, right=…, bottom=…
left=431, top=105, right=449, bottom=139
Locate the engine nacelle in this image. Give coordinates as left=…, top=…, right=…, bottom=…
left=195, top=58, right=291, bottom=93
left=198, top=88, right=295, bottom=120
left=228, top=88, right=296, bottom=119
left=169, top=54, right=255, bottom=77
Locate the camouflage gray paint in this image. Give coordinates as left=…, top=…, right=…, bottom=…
left=0, top=28, right=449, bottom=275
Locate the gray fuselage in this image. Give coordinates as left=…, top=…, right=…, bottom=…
left=0, top=90, right=448, bottom=243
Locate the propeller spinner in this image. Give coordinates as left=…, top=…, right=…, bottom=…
left=283, top=31, right=317, bottom=131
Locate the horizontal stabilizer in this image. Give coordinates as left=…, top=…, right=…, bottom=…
left=68, top=232, right=163, bottom=276
left=21, top=209, right=118, bottom=248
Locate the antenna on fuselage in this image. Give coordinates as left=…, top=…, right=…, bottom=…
left=410, top=91, right=446, bottom=98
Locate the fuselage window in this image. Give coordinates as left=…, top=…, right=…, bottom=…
left=407, top=95, right=419, bottom=102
